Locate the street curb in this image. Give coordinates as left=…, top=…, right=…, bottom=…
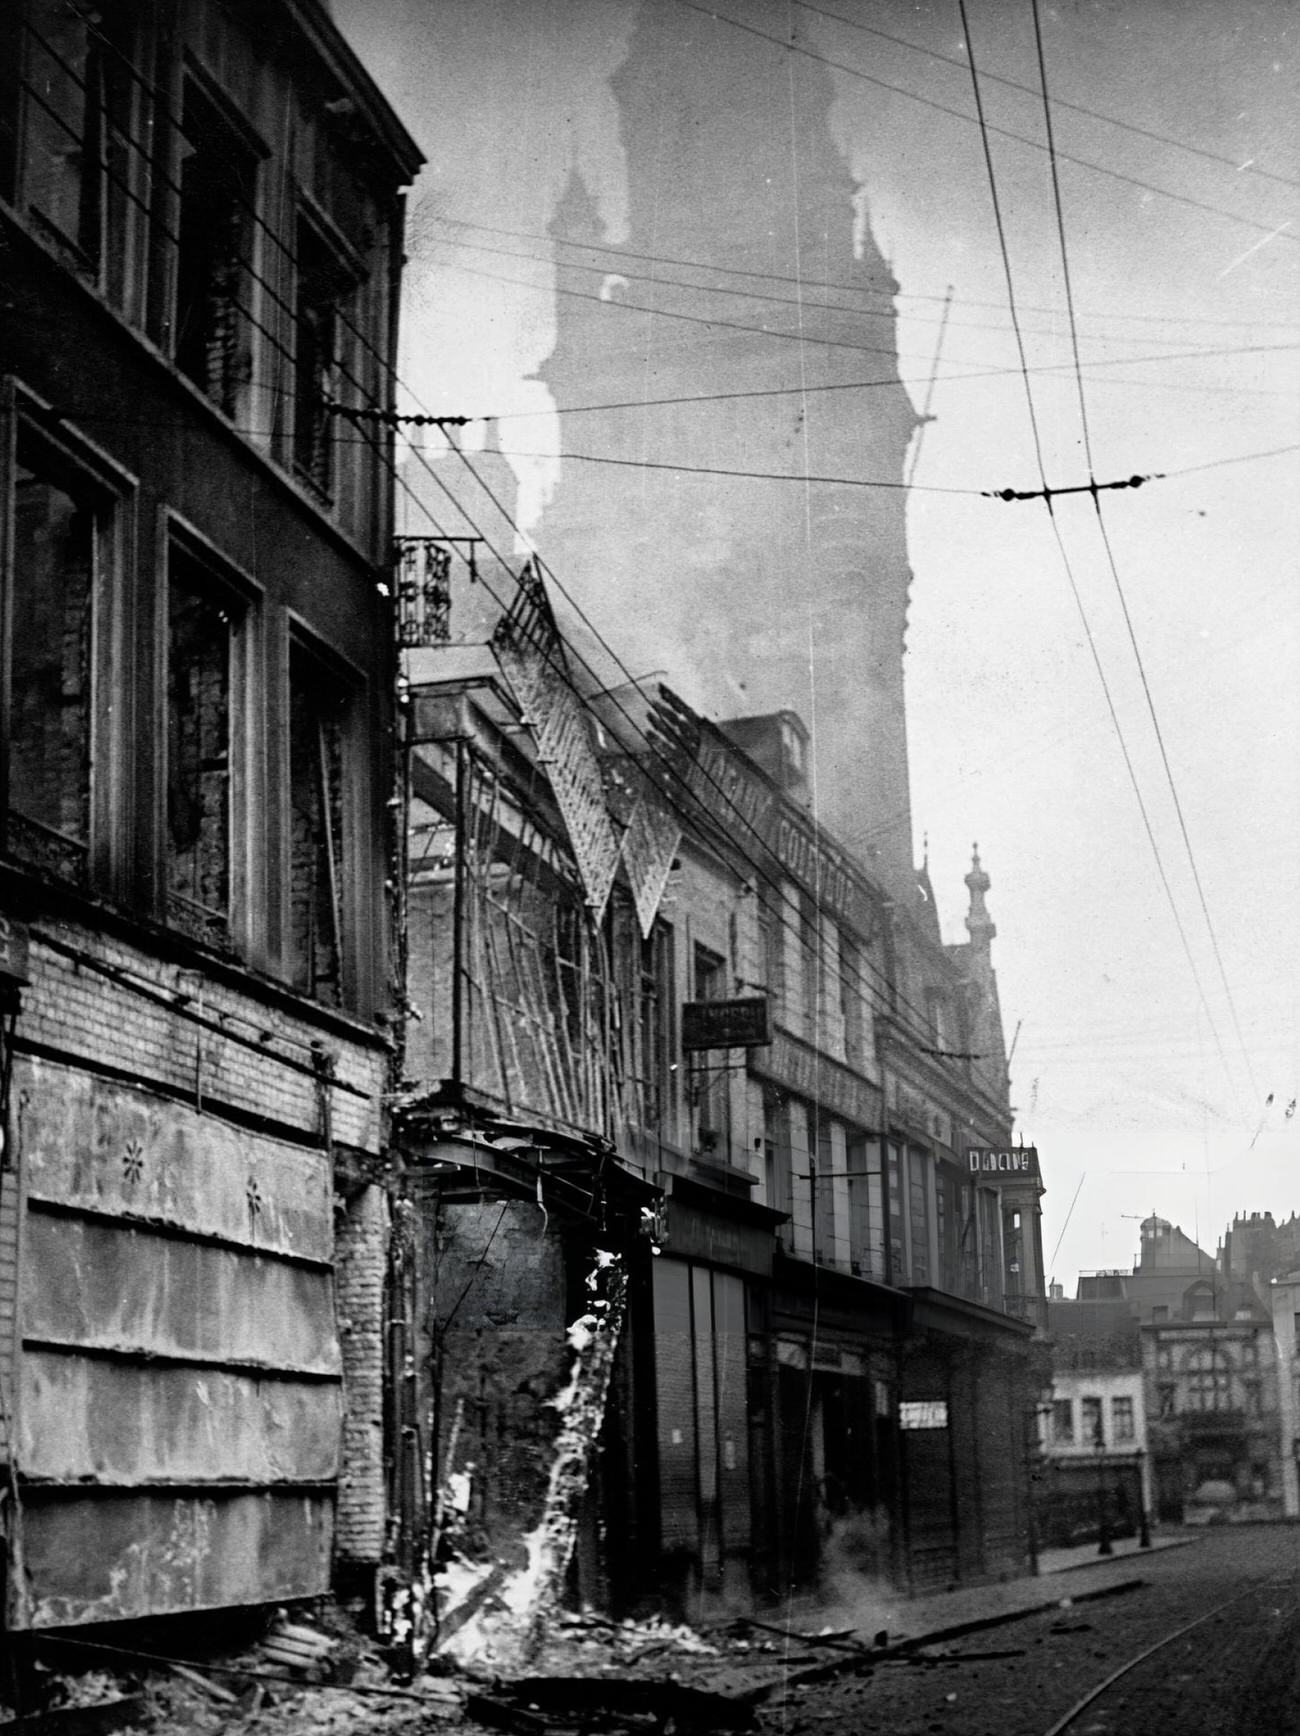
left=1042, top=1534, right=1202, bottom=1575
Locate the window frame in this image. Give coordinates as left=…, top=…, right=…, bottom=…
left=279, top=620, right=368, bottom=1012
left=158, top=513, right=260, bottom=957
left=291, top=200, right=365, bottom=503
left=168, top=62, right=268, bottom=423
left=1, top=382, right=135, bottom=895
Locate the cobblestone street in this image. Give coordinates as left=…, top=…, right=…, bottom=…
left=743, top=1527, right=1300, bottom=1736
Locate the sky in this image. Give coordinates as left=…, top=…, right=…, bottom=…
left=335, top=0, right=1300, bottom=1290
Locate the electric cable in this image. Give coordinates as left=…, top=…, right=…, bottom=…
left=673, top=0, right=1300, bottom=248
left=436, top=253, right=1300, bottom=378
left=954, top=0, right=1243, bottom=1112
left=429, top=216, right=1300, bottom=334
left=792, top=0, right=1300, bottom=196
left=1028, top=0, right=1261, bottom=1102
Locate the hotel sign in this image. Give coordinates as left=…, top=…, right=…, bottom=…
left=966, top=1146, right=1040, bottom=1184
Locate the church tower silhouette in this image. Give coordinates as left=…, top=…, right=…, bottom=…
left=537, top=1, right=923, bottom=894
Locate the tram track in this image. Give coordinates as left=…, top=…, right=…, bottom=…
left=1040, top=1583, right=1281, bottom=1736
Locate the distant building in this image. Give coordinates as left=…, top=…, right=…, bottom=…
left=1038, top=1299, right=1150, bottom=1547
left=1070, top=1217, right=1284, bottom=1525
left=0, top=0, right=420, bottom=1628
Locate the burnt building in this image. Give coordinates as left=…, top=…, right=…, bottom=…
left=386, top=522, right=1047, bottom=1629
left=0, top=0, right=420, bottom=1628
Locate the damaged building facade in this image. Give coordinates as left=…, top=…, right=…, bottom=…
left=387, top=539, right=1049, bottom=1627
left=0, top=0, right=420, bottom=1628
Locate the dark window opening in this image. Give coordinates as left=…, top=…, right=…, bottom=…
left=21, top=1, right=132, bottom=271
left=294, top=217, right=353, bottom=495
left=840, top=928, right=866, bottom=1068
left=814, top=1116, right=835, bottom=1263
left=288, top=647, right=349, bottom=1005
left=691, top=942, right=730, bottom=1154
left=1051, top=1398, right=1074, bottom=1444
left=1081, top=1395, right=1103, bottom=1445
left=9, top=431, right=98, bottom=880
left=167, top=549, right=234, bottom=945
left=798, top=888, right=819, bottom=1038
left=908, top=1149, right=930, bottom=1285
left=175, top=80, right=256, bottom=415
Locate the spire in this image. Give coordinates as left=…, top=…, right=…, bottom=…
left=965, top=844, right=996, bottom=950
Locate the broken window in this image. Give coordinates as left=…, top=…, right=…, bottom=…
left=8, top=428, right=100, bottom=881
left=20, top=0, right=133, bottom=272
left=167, top=547, right=236, bottom=946
left=288, top=646, right=349, bottom=1006
left=175, top=79, right=256, bottom=415
left=294, top=216, right=353, bottom=495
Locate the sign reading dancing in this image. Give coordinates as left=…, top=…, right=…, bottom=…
left=492, top=560, right=621, bottom=918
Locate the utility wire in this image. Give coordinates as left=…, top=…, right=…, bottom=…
left=394, top=423, right=986, bottom=1068
left=1028, top=0, right=1260, bottom=1103
left=429, top=216, right=1300, bottom=334
left=792, top=0, right=1300, bottom=195
left=673, top=0, right=1300, bottom=248
left=425, top=230, right=1283, bottom=359
left=436, top=254, right=1300, bottom=378
left=954, top=0, right=1242, bottom=1111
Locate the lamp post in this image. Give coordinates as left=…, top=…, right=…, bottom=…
left=1136, top=1448, right=1152, bottom=1549
left=1094, top=1414, right=1113, bottom=1556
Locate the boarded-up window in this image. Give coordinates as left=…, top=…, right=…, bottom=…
left=9, top=432, right=97, bottom=880
left=288, top=647, right=348, bottom=1005
left=167, top=550, right=233, bottom=945
left=176, top=80, right=256, bottom=415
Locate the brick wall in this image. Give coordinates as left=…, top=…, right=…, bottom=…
left=18, top=921, right=387, bottom=1152
left=335, top=1181, right=389, bottom=1563
left=0, top=1162, right=18, bottom=1460
left=424, top=1202, right=571, bottom=1573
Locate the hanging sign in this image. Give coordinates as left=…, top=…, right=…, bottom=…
left=900, top=1400, right=949, bottom=1430
left=621, top=790, right=681, bottom=939
left=966, top=1146, right=1040, bottom=1183
left=681, top=997, right=771, bottom=1052
left=493, top=561, right=620, bottom=919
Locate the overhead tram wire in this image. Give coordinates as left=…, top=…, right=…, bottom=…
left=1028, top=0, right=1260, bottom=1103
left=672, top=0, right=1300, bottom=250
left=436, top=256, right=1300, bottom=379
left=954, top=0, right=1242, bottom=1109
left=372, top=391, right=938, bottom=1042
left=431, top=216, right=1300, bottom=334
left=791, top=0, right=1300, bottom=195
left=427, top=231, right=1287, bottom=357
